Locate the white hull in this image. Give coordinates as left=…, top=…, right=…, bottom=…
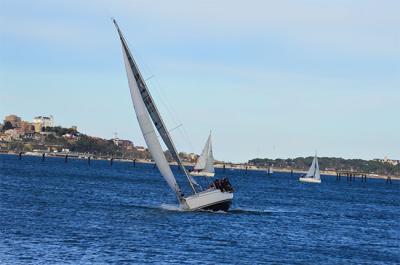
left=182, top=188, right=233, bottom=211
left=299, top=177, right=321, bottom=183
left=189, top=171, right=215, bottom=177
left=25, top=152, right=43, bottom=157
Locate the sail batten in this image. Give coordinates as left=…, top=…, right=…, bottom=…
left=114, top=20, right=198, bottom=194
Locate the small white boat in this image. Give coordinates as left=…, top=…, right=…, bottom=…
left=113, top=20, right=233, bottom=211
left=267, top=166, right=274, bottom=175
left=299, top=154, right=321, bottom=183
left=190, top=132, right=215, bottom=177
left=25, top=151, right=43, bottom=157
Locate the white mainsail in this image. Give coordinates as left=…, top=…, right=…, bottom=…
left=305, top=155, right=320, bottom=180
left=114, top=20, right=234, bottom=211
left=194, top=133, right=214, bottom=174
left=114, top=19, right=199, bottom=200
left=121, top=48, right=182, bottom=198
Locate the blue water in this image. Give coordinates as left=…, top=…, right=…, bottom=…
left=0, top=154, right=399, bottom=264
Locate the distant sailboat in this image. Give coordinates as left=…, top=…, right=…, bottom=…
left=299, top=154, right=321, bottom=183
left=190, top=133, right=215, bottom=177
left=113, top=20, right=234, bottom=211
left=267, top=166, right=274, bottom=175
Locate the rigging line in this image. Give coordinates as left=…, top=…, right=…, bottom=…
left=180, top=125, right=196, bottom=154
left=169, top=123, right=183, bottom=133
left=154, top=124, right=183, bottom=139
left=129, top=47, right=187, bottom=151
left=135, top=56, right=194, bottom=156
left=151, top=78, right=181, bottom=126
left=150, top=84, right=186, bottom=150
left=149, top=78, right=195, bottom=154
left=139, top=65, right=180, bottom=130
left=145, top=75, right=155, bottom=82
left=124, top=37, right=194, bottom=155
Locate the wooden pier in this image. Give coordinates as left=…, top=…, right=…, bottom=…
left=336, top=170, right=368, bottom=182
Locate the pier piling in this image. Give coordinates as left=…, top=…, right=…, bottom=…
left=18, top=152, right=22, bottom=160
left=133, top=159, right=136, bottom=167
left=88, top=156, right=91, bottom=165
left=336, top=170, right=368, bottom=183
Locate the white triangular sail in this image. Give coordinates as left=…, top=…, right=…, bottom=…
left=114, top=20, right=200, bottom=200
left=194, top=133, right=214, bottom=174
left=120, top=35, right=183, bottom=200
left=305, top=155, right=320, bottom=180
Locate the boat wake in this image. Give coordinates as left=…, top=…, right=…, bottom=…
left=229, top=207, right=272, bottom=215
left=160, top=203, right=185, bottom=212
left=129, top=204, right=295, bottom=215
left=229, top=207, right=296, bottom=215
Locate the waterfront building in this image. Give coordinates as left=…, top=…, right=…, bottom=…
left=4, top=115, right=22, bottom=128
left=374, top=157, right=399, bottom=166
left=136, top=146, right=146, bottom=152
left=20, top=121, right=35, bottom=134
left=0, top=133, right=12, bottom=142
left=32, top=115, right=54, bottom=133
left=113, top=138, right=134, bottom=149
left=33, top=123, right=42, bottom=133
left=63, top=133, right=78, bottom=140
left=4, top=129, right=22, bottom=140
left=188, top=153, right=198, bottom=162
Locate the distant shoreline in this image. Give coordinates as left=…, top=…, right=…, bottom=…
left=215, top=163, right=399, bottom=181
left=1, top=151, right=398, bottom=181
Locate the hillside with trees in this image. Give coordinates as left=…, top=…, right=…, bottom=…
left=249, top=157, right=400, bottom=176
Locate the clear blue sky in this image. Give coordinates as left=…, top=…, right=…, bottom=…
left=1, top=0, right=399, bottom=162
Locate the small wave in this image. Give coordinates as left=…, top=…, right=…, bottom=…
left=160, top=203, right=185, bottom=212
left=229, top=207, right=269, bottom=215
left=158, top=204, right=296, bottom=215
left=198, top=209, right=229, bottom=214
left=229, top=207, right=295, bottom=215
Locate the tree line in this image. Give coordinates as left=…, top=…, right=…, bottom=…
left=248, top=157, right=400, bottom=176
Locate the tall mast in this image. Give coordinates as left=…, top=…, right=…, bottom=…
left=113, top=19, right=198, bottom=193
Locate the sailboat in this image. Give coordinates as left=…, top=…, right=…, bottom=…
left=299, top=154, right=321, bottom=183
left=190, top=133, right=215, bottom=177
left=113, top=20, right=234, bottom=211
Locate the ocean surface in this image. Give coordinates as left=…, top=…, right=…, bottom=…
left=0, top=154, right=399, bottom=264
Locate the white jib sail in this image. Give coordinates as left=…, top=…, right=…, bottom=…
left=121, top=45, right=182, bottom=199
left=314, top=156, right=320, bottom=180
left=194, top=133, right=214, bottom=173
left=305, top=155, right=320, bottom=180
